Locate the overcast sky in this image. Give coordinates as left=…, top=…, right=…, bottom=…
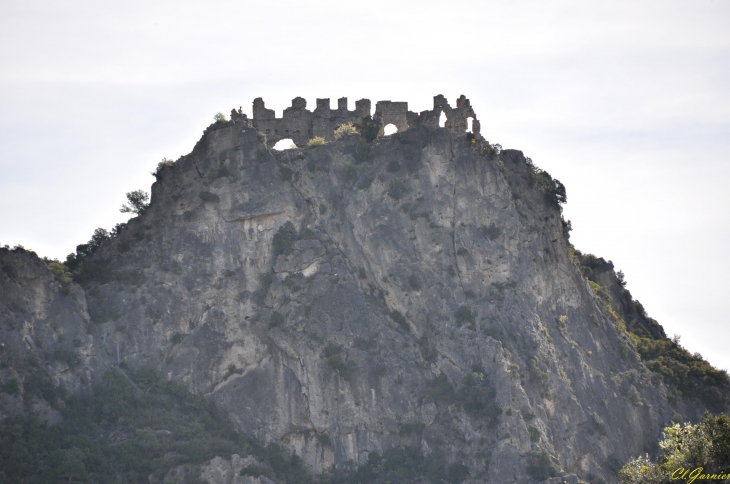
left=1, top=0, right=729, bottom=370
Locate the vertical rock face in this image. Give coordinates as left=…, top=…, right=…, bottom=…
left=1, top=101, right=727, bottom=484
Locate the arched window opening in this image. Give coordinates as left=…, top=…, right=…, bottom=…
left=272, top=138, right=297, bottom=150
left=439, top=111, right=447, bottom=128
left=383, top=123, right=398, bottom=136
left=466, top=117, right=474, bottom=133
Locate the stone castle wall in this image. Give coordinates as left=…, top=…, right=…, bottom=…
left=230, top=95, right=480, bottom=148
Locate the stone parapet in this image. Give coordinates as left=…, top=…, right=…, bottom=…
left=246, top=95, right=480, bottom=148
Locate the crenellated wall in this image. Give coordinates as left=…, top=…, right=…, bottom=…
left=231, top=95, right=481, bottom=148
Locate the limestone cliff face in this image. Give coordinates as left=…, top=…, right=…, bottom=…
left=0, top=116, right=721, bottom=483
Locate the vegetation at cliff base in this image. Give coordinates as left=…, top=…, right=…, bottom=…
left=0, top=368, right=316, bottom=484
left=618, top=412, right=730, bottom=484
left=0, top=365, right=474, bottom=484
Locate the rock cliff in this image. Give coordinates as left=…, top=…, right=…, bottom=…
left=2, top=96, right=728, bottom=484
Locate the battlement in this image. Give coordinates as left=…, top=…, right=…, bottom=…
left=230, top=95, right=480, bottom=148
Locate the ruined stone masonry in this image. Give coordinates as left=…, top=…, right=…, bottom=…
left=229, top=94, right=481, bottom=148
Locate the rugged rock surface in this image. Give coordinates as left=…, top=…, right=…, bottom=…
left=2, top=97, right=728, bottom=483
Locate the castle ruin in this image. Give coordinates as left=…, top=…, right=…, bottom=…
left=230, top=95, right=480, bottom=148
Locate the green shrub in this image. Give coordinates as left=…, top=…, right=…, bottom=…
left=526, top=449, right=559, bottom=480
left=199, top=191, right=220, bottom=203
left=480, top=142, right=502, bottom=159
left=213, top=112, right=227, bottom=123
left=359, top=115, right=381, bottom=142
left=326, top=355, right=356, bottom=381
left=46, top=261, right=72, bottom=284
left=480, top=223, right=501, bottom=240
left=389, top=310, right=410, bottom=332
left=315, top=433, right=332, bottom=447
left=170, top=332, right=184, bottom=345
left=120, top=190, right=150, bottom=215
left=2, top=378, right=19, bottom=396
left=259, top=272, right=273, bottom=292
left=483, top=326, right=503, bottom=342
left=322, top=342, right=343, bottom=359
left=625, top=384, right=643, bottom=406
left=528, top=357, right=549, bottom=388
left=447, top=265, right=456, bottom=276
left=307, top=137, right=326, bottom=147
left=456, top=371, right=502, bottom=424
left=386, top=160, right=401, bottom=172
left=590, top=412, right=607, bottom=435
left=279, top=167, right=293, bottom=181
left=300, top=228, right=316, bottom=240
left=408, top=274, right=421, bottom=290
left=454, top=305, right=474, bottom=327
left=272, top=221, right=298, bottom=256
left=240, top=464, right=263, bottom=477
left=456, top=247, right=468, bottom=256
left=527, top=424, right=541, bottom=442
left=387, top=179, right=406, bottom=199
left=526, top=160, right=566, bottom=209
left=333, top=122, right=358, bottom=139
left=152, top=158, right=174, bottom=179
left=353, top=336, right=378, bottom=351
left=54, top=347, right=80, bottom=368
left=556, top=315, right=568, bottom=333
left=282, top=272, right=303, bottom=288
left=23, top=373, right=57, bottom=404
left=589, top=280, right=612, bottom=304
left=88, top=293, right=120, bottom=323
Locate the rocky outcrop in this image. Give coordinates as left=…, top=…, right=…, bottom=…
left=1, top=98, right=726, bottom=483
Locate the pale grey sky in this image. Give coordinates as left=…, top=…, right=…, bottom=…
left=1, top=0, right=729, bottom=370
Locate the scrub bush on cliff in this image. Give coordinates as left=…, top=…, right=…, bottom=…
left=359, top=115, right=382, bottom=142
left=120, top=190, right=150, bottom=216
left=307, top=137, right=326, bottom=147
left=273, top=222, right=298, bottom=256
left=333, top=122, right=358, bottom=140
